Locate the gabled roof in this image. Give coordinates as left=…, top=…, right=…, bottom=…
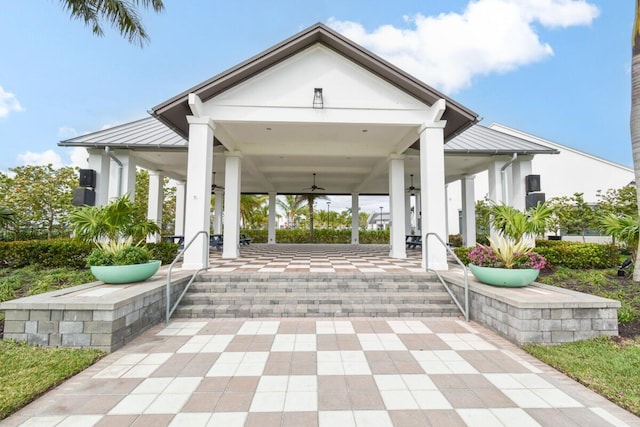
left=489, top=123, right=632, bottom=171
left=59, top=117, right=186, bottom=149
left=151, top=23, right=478, bottom=141
left=445, top=125, right=559, bottom=155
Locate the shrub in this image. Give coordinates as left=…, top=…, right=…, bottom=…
left=146, top=242, right=179, bottom=264
left=457, top=241, right=618, bottom=270
left=240, top=229, right=390, bottom=244
left=534, top=240, right=619, bottom=269
left=0, top=239, right=92, bottom=269
left=453, top=246, right=473, bottom=265
left=448, top=234, right=463, bottom=247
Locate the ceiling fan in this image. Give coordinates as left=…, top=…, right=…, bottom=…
left=302, top=173, right=325, bottom=192
left=406, top=174, right=420, bottom=193
left=211, top=172, right=224, bottom=193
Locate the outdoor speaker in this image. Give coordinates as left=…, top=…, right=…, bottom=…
left=526, top=174, right=541, bottom=194
left=72, top=188, right=95, bottom=206
left=79, top=169, right=96, bottom=188
left=526, top=193, right=546, bottom=210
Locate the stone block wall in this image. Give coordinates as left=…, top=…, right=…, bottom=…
left=444, top=275, right=620, bottom=345
left=2, top=276, right=190, bottom=352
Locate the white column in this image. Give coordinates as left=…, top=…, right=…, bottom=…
left=268, top=192, right=277, bottom=244
left=461, top=175, right=476, bottom=247
left=214, top=189, right=223, bottom=234
left=404, top=192, right=412, bottom=235
left=511, top=157, right=533, bottom=211
left=183, top=116, right=214, bottom=270
left=146, top=171, right=163, bottom=243
left=487, top=159, right=507, bottom=205
left=223, top=152, right=242, bottom=259
left=351, top=193, right=359, bottom=244
left=87, top=149, right=110, bottom=206
left=487, top=158, right=507, bottom=241
left=445, top=184, right=450, bottom=240
left=174, top=181, right=186, bottom=236
left=388, top=154, right=407, bottom=259
left=420, top=122, right=448, bottom=270
left=415, top=193, right=422, bottom=235
left=107, top=150, right=136, bottom=201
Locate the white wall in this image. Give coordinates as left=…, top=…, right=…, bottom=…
left=446, top=125, right=634, bottom=235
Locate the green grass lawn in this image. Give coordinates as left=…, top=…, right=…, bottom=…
left=524, top=336, right=640, bottom=416
left=0, top=340, right=105, bottom=419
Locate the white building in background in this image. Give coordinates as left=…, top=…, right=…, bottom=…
left=446, top=123, right=634, bottom=237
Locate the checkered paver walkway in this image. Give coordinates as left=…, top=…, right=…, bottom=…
left=208, top=244, right=424, bottom=274
left=6, top=318, right=639, bottom=426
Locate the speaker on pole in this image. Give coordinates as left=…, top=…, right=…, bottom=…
left=72, top=188, right=95, bottom=206
left=526, top=174, right=541, bottom=194
left=79, top=169, right=96, bottom=188
left=526, top=193, right=545, bottom=210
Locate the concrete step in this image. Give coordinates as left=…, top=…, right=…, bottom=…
left=180, top=291, right=455, bottom=306
left=173, top=303, right=460, bottom=318
left=196, top=272, right=438, bottom=283
left=187, top=281, right=444, bottom=293
left=174, top=271, right=460, bottom=319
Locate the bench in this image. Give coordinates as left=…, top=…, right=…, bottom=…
left=406, top=235, right=422, bottom=249
left=163, top=235, right=185, bottom=249
left=240, top=233, right=252, bottom=246
left=210, top=234, right=223, bottom=251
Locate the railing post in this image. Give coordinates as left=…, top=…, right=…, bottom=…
left=166, top=230, right=209, bottom=323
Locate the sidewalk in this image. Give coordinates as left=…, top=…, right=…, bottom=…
left=4, top=318, right=639, bottom=426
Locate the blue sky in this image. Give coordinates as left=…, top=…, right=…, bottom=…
left=0, top=0, right=634, bottom=177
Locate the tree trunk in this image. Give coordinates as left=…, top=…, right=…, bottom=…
left=307, top=195, right=315, bottom=242
left=632, top=0, right=640, bottom=281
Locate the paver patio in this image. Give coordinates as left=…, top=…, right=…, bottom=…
left=4, top=317, right=639, bottom=427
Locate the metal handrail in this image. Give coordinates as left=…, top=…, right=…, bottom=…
left=424, top=232, right=469, bottom=322
left=165, top=230, right=209, bottom=323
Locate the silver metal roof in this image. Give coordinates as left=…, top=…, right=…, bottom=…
left=445, top=125, right=558, bottom=155
left=60, top=118, right=557, bottom=155
left=59, top=117, right=186, bottom=149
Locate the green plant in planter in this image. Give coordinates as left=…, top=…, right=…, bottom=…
left=69, top=196, right=160, bottom=267
left=489, top=202, right=552, bottom=242
left=468, top=235, right=547, bottom=270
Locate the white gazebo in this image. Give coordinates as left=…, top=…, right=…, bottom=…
left=60, top=23, right=558, bottom=271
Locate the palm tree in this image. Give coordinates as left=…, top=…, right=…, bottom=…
left=277, top=195, right=306, bottom=228
left=240, top=195, right=267, bottom=229
left=69, top=195, right=159, bottom=245
left=303, top=194, right=328, bottom=241
left=60, top=0, right=164, bottom=46
left=632, top=1, right=640, bottom=280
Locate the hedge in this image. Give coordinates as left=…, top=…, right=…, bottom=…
left=0, top=239, right=179, bottom=269
left=0, top=239, right=92, bottom=269
left=453, top=240, right=620, bottom=270
left=241, top=229, right=390, bottom=244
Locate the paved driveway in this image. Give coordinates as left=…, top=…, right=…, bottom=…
left=4, top=318, right=639, bottom=426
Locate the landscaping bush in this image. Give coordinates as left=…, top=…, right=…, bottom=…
left=241, top=229, right=390, bottom=244
left=453, top=246, right=473, bottom=265
left=448, top=234, right=463, bottom=247
left=534, top=240, right=619, bottom=269
left=145, top=242, right=179, bottom=264
left=455, top=241, right=618, bottom=269
left=0, top=239, right=92, bottom=269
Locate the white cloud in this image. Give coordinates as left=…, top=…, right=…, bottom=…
left=0, top=86, right=25, bottom=118
left=17, top=147, right=88, bottom=169
left=328, top=0, right=599, bottom=93
left=57, top=126, right=79, bottom=139
left=18, top=150, right=64, bottom=168
left=69, top=147, right=89, bottom=169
